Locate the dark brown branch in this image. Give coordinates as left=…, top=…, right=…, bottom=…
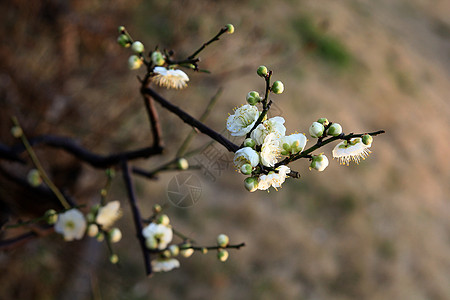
left=142, top=93, right=164, bottom=149
left=10, top=135, right=163, bottom=169
left=121, top=160, right=152, bottom=276
left=142, top=87, right=239, bottom=153
left=0, top=225, right=53, bottom=251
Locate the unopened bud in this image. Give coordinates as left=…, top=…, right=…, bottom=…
left=117, top=34, right=131, bottom=48
left=246, top=91, right=261, bottom=105
left=257, top=65, right=268, bottom=77
left=317, top=118, right=329, bottom=126
left=327, top=123, right=342, bottom=136
left=244, top=177, right=258, bottom=192
left=96, top=232, right=105, bottom=242
left=309, top=122, right=325, bottom=138
left=201, top=247, right=208, bottom=254
left=27, top=169, right=42, bottom=187
left=217, top=249, right=229, bottom=262
left=225, top=24, right=234, bottom=34
left=243, top=138, right=256, bottom=149
left=151, top=51, right=165, bottom=66
left=87, top=224, right=99, bottom=237
left=272, top=81, right=284, bottom=94
left=131, top=41, right=144, bottom=53
left=152, top=204, right=162, bottom=214
left=362, top=134, right=373, bottom=146
left=110, top=254, right=119, bottom=264
left=180, top=244, right=194, bottom=258
left=310, top=154, right=329, bottom=172
left=169, top=244, right=180, bottom=256
left=156, top=214, right=170, bottom=226
left=128, top=55, right=142, bottom=70
left=240, top=164, right=252, bottom=175
left=45, top=209, right=58, bottom=225
left=145, top=237, right=157, bottom=249
left=10, top=126, right=23, bottom=138
left=108, top=228, right=122, bottom=243
left=176, top=158, right=189, bottom=170
left=217, top=234, right=229, bottom=247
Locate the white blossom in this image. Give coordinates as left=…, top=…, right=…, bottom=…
left=280, top=133, right=307, bottom=154
left=151, top=258, right=180, bottom=272
left=142, top=222, right=173, bottom=250
left=54, top=209, right=87, bottom=241
left=226, top=105, right=259, bottom=137
left=96, top=201, right=122, bottom=229
left=257, top=165, right=290, bottom=191
left=152, top=67, right=189, bottom=89
left=250, top=116, right=286, bottom=145
left=234, top=147, right=260, bottom=169
left=332, top=138, right=371, bottom=165
left=260, top=133, right=282, bottom=167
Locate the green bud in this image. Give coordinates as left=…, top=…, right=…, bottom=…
left=246, top=91, right=261, bottom=105
left=309, top=154, right=329, bottom=172
left=128, top=55, right=142, bottom=70
left=131, top=41, right=144, bottom=53
left=152, top=204, right=162, bottom=214
left=240, top=163, right=252, bottom=175
left=217, top=249, right=229, bottom=262
left=225, top=24, right=234, bottom=34
left=272, top=81, right=284, bottom=94
left=10, top=126, right=23, bottom=138
left=243, top=138, right=256, bottom=149
left=157, top=214, right=170, bottom=226
left=117, top=34, right=131, bottom=48
left=45, top=209, right=58, bottom=225
left=281, top=150, right=289, bottom=156
left=87, top=224, right=99, bottom=237
left=27, top=169, right=42, bottom=187
left=110, top=254, right=119, bottom=264
left=108, top=228, right=122, bottom=243
left=118, top=26, right=125, bottom=33
left=257, top=65, right=268, bottom=77
left=362, top=134, right=373, bottom=146
left=309, top=121, right=325, bottom=138
left=145, top=237, right=157, bottom=249
left=151, top=51, right=165, bottom=66
left=282, top=143, right=291, bottom=151
left=176, top=158, right=189, bottom=170
left=217, top=234, right=229, bottom=247
left=96, top=232, right=105, bottom=242
left=317, top=118, right=329, bottom=126
left=244, top=177, right=258, bottom=192
left=169, top=244, right=180, bottom=256
left=327, top=123, right=342, bottom=136
left=86, top=212, right=95, bottom=223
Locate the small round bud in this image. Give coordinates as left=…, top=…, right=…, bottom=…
left=118, top=26, right=125, bottom=33
left=110, top=254, right=119, bottom=264
left=317, top=118, right=329, bottom=126
left=309, top=122, right=325, bottom=138
left=240, top=164, right=252, bottom=175
left=117, top=34, right=131, bottom=48
left=217, top=234, right=229, bottom=248
left=257, top=65, right=268, bottom=77
left=100, top=188, right=107, bottom=197
left=145, top=237, right=157, bottom=249
left=243, top=138, right=256, bottom=149
left=10, top=126, right=23, bottom=138
left=246, top=91, right=261, bottom=105
left=87, top=224, right=99, bottom=237
left=152, top=204, right=162, bottom=214
left=176, top=158, right=189, bottom=170
left=131, top=41, right=144, bottom=53
left=161, top=250, right=171, bottom=258
left=225, top=24, right=234, bottom=34
left=86, top=212, right=95, bottom=223
left=201, top=247, right=208, bottom=254
left=362, top=134, right=373, bottom=146
left=27, top=169, right=42, bottom=187
left=108, top=228, right=122, bottom=243
left=217, top=249, right=229, bottom=262
left=327, top=123, right=342, bottom=136
left=272, top=81, right=284, bottom=94
left=244, top=177, right=258, bottom=192
left=169, top=244, right=180, bottom=256
left=151, top=51, right=165, bottom=66
left=180, top=246, right=194, bottom=258
left=128, top=55, right=142, bottom=70
left=156, top=214, right=170, bottom=226
left=96, top=232, right=105, bottom=242
left=45, top=209, right=58, bottom=225
left=310, top=154, right=329, bottom=172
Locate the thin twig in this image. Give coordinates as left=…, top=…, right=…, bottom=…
left=142, top=93, right=164, bottom=148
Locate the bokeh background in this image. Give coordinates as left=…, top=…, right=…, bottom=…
left=1, top=0, right=450, bottom=299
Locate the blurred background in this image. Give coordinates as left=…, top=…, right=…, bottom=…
left=1, top=0, right=450, bottom=299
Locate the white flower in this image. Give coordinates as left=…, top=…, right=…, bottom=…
left=54, top=209, right=87, bottom=241
left=310, top=154, right=329, bottom=171
left=226, top=105, right=259, bottom=137
left=151, top=258, right=180, bottom=272
left=260, top=133, right=282, bottom=167
left=280, top=133, right=307, bottom=154
left=152, top=67, right=189, bottom=89
left=234, top=147, right=260, bottom=169
left=250, top=116, right=286, bottom=145
left=257, top=165, right=290, bottom=191
left=142, top=222, right=173, bottom=250
left=96, top=201, right=122, bottom=229
left=332, top=138, right=371, bottom=165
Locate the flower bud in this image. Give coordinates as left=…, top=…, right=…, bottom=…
left=201, top=247, right=208, bottom=254
left=246, top=91, right=261, bottom=105
left=10, top=126, right=23, bottom=138
left=96, top=232, right=105, bottom=242
left=225, top=24, right=234, bottom=34
left=240, top=164, right=252, bottom=175
left=217, top=234, right=229, bottom=247
left=217, top=249, right=229, bottom=262
left=151, top=51, right=165, bottom=66
left=161, top=249, right=171, bottom=258
left=327, top=123, right=342, bottom=136
left=131, top=41, right=144, bottom=53
left=117, top=34, right=131, bottom=48
left=87, top=224, right=99, bottom=237
left=109, top=228, right=122, bottom=243
left=100, top=188, right=107, bottom=197
left=86, top=212, right=95, bottom=223
left=244, top=177, right=258, bottom=192
left=362, top=134, right=373, bottom=146
left=317, top=118, right=329, bottom=126
left=309, top=122, right=325, bottom=138
left=145, top=237, right=157, bottom=249
left=243, top=138, right=256, bottom=149
left=118, top=26, right=125, bottom=33
left=110, top=254, right=119, bottom=264
left=169, top=244, right=180, bottom=256
left=180, top=244, right=194, bottom=258
left=156, top=214, right=170, bottom=226
left=45, top=209, right=58, bottom=225
left=152, top=204, right=162, bottom=214
left=272, top=81, right=284, bottom=94
left=176, top=158, right=189, bottom=170
left=310, top=154, right=329, bottom=172
left=257, top=65, right=268, bottom=77
left=128, top=55, right=142, bottom=70
left=27, top=169, right=42, bottom=187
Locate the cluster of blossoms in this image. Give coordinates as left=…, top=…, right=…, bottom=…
left=227, top=66, right=375, bottom=192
